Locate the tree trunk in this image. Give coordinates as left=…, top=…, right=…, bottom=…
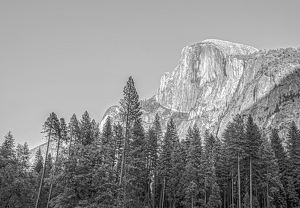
left=47, top=129, right=62, bottom=208
left=161, top=177, right=165, bottom=208
left=153, top=169, right=157, bottom=208
left=192, top=194, right=194, bottom=208
left=232, top=169, right=234, bottom=208
left=224, top=188, right=226, bottom=208
left=120, top=106, right=130, bottom=208
left=119, top=130, right=127, bottom=184
left=250, top=157, right=253, bottom=208
left=205, top=177, right=207, bottom=205
left=238, top=152, right=241, bottom=208
left=267, top=183, right=269, bottom=208
left=120, top=105, right=130, bottom=185
left=35, top=128, right=51, bottom=208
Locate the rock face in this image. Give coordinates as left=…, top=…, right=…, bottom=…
left=101, top=39, right=300, bottom=141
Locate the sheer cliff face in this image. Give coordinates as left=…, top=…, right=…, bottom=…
left=100, top=39, right=300, bottom=140
left=156, top=40, right=256, bottom=124
left=156, top=40, right=256, bottom=114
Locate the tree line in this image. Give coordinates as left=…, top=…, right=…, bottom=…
left=1, top=76, right=300, bottom=208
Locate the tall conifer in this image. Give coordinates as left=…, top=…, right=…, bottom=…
left=119, top=76, right=142, bottom=207
left=244, top=115, right=262, bottom=208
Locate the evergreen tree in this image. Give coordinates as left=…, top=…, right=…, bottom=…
left=118, top=76, right=142, bottom=207
left=159, top=118, right=177, bottom=208
left=207, top=167, right=222, bottom=208
left=222, top=114, right=245, bottom=208
left=259, top=136, right=283, bottom=208
left=113, top=123, right=124, bottom=184
left=35, top=112, right=57, bottom=208
left=59, top=117, right=69, bottom=145
left=127, top=117, right=148, bottom=207
left=270, top=128, right=289, bottom=207
left=68, top=113, right=80, bottom=154
left=244, top=115, right=262, bottom=208
left=286, top=121, right=300, bottom=206
left=101, top=116, right=115, bottom=168
left=34, top=147, right=44, bottom=174
left=286, top=122, right=300, bottom=186
left=80, top=111, right=94, bottom=146
left=47, top=116, right=68, bottom=207
left=1, top=131, right=15, bottom=160
left=52, top=127, right=104, bottom=207
left=146, top=117, right=161, bottom=208
left=203, top=131, right=222, bottom=207
left=45, top=153, right=53, bottom=177
left=270, top=129, right=287, bottom=178
left=170, top=137, right=185, bottom=208
left=119, top=76, right=142, bottom=128
left=0, top=133, right=36, bottom=207
left=183, top=124, right=204, bottom=208
left=16, top=142, right=30, bottom=171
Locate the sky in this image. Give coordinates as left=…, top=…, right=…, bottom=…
left=1, top=0, right=300, bottom=149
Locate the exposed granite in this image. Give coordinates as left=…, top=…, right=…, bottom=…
left=100, top=39, right=300, bottom=142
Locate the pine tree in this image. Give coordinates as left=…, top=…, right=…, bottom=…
left=91, top=119, right=101, bottom=143
left=34, top=147, right=44, bottom=174
left=259, top=136, right=283, bottom=207
left=286, top=122, right=300, bottom=185
left=101, top=116, right=115, bottom=168
left=68, top=113, right=80, bottom=155
left=35, top=112, right=56, bottom=208
left=59, top=117, right=69, bottom=145
left=203, top=130, right=216, bottom=206
left=222, top=114, right=245, bottom=208
left=113, top=123, right=124, bottom=184
left=127, top=117, right=148, bottom=207
left=270, top=129, right=287, bottom=179
left=0, top=132, right=17, bottom=207
left=207, top=167, right=222, bottom=208
left=16, top=142, right=30, bottom=172
left=119, top=76, right=142, bottom=207
left=159, top=118, right=177, bottom=208
left=80, top=111, right=94, bottom=146
left=47, top=115, right=66, bottom=208
left=119, top=76, right=142, bottom=128
left=51, top=112, right=105, bottom=207
left=0, top=133, right=37, bottom=207
left=183, top=124, right=204, bottom=208
left=286, top=121, right=300, bottom=206
left=170, top=137, right=185, bottom=208
left=270, top=128, right=289, bottom=207
left=146, top=115, right=162, bottom=208
left=244, top=115, right=262, bottom=208
left=203, top=131, right=223, bottom=207
left=45, top=153, right=53, bottom=177
left=1, top=131, right=15, bottom=160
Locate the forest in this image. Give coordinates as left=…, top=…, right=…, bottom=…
left=1, top=75, right=300, bottom=208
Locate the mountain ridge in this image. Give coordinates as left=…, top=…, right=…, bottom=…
left=30, top=39, right=300, bottom=161
left=100, top=39, right=300, bottom=141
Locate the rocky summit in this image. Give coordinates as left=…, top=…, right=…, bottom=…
left=101, top=39, right=300, bottom=140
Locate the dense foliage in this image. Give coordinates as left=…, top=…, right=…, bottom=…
left=1, top=75, right=300, bottom=208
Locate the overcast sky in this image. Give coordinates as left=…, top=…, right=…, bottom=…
left=1, top=0, right=300, bottom=149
